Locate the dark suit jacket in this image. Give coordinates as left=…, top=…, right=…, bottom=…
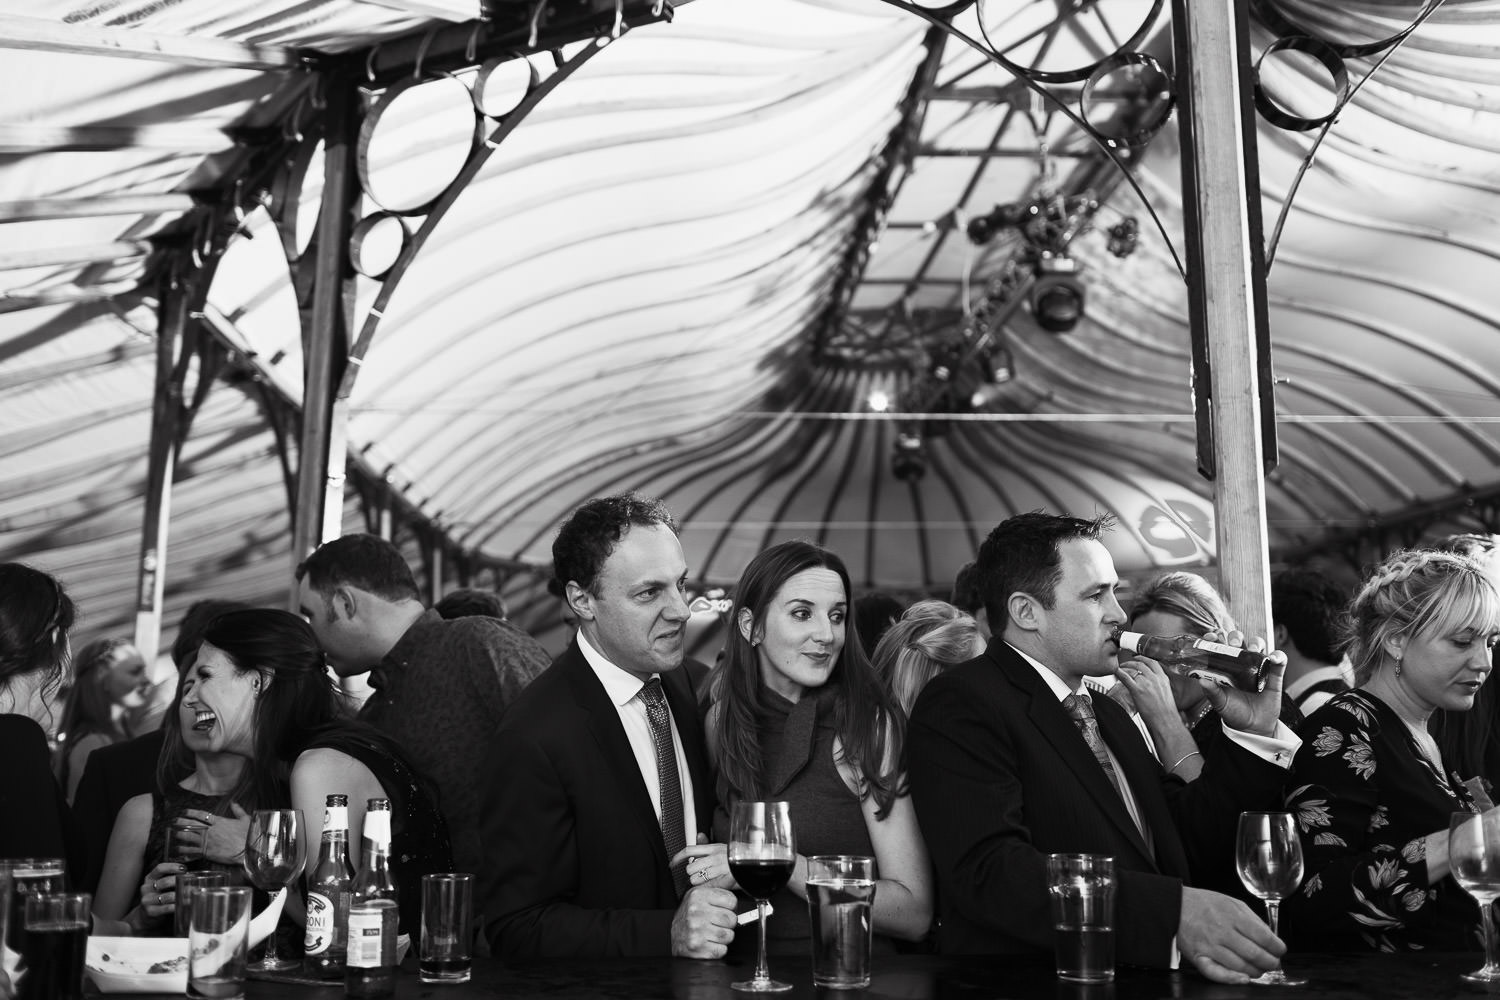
left=478, top=641, right=714, bottom=958
left=70, top=728, right=166, bottom=893
left=908, top=641, right=1288, bottom=967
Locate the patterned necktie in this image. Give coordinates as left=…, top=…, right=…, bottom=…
left=1061, top=692, right=1126, bottom=803
left=640, top=678, right=689, bottom=897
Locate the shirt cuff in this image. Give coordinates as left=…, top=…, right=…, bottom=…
left=1170, top=935, right=1181, bottom=969
left=1220, top=720, right=1300, bottom=769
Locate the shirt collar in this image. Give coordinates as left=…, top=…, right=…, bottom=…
left=577, top=629, right=657, bottom=707
left=1007, top=641, right=1087, bottom=701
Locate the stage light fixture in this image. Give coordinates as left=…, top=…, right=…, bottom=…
left=892, top=432, right=927, bottom=483
left=1029, top=255, right=1085, bottom=333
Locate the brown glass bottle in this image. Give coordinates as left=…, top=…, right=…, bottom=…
left=346, top=799, right=399, bottom=998
left=1116, top=631, right=1272, bottom=693
left=304, top=794, right=354, bottom=979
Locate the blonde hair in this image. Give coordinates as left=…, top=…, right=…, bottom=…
left=871, top=600, right=981, bottom=716
left=1127, top=571, right=1235, bottom=637
left=1343, top=548, right=1500, bottom=686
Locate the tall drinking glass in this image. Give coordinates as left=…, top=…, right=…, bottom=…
left=1450, top=811, right=1500, bottom=983
left=2, top=858, right=65, bottom=994
left=20, top=893, right=89, bottom=1000
left=728, top=801, right=795, bottom=993
left=0, top=866, right=11, bottom=1000
left=242, top=809, right=306, bottom=971
left=1236, top=811, right=1308, bottom=987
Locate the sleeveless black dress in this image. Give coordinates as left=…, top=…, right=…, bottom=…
left=303, top=728, right=454, bottom=935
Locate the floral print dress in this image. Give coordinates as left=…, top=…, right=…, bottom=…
left=1282, top=689, right=1482, bottom=952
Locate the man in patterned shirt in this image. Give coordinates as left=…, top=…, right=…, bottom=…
left=297, top=534, right=550, bottom=874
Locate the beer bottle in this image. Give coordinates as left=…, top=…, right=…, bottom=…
left=305, top=793, right=355, bottom=979
left=1115, top=630, right=1272, bottom=693
left=346, top=798, right=399, bottom=998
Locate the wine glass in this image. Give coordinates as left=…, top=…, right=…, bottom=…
left=243, top=809, right=306, bottom=972
left=728, top=801, right=795, bottom=993
left=1236, top=811, right=1308, bottom=987
left=1450, top=811, right=1500, bottom=983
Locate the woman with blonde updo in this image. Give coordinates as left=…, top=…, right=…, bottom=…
left=1283, top=548, right=1500, bottom=952
left=871, top=600, right=985, bottom=717
left=54, top=637, right=151, bottom=802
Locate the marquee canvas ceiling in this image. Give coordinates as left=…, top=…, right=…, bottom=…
left=2, top=0, right=1498, bottom=653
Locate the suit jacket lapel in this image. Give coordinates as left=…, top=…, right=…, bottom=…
left=559, top=643, right=670, bottom=871
left=992, top=645, right=1155, bottom=862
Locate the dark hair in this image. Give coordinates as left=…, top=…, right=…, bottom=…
left=552, top=493, right=677, bottom=597
left=296, top=534, right=421, bottom=604
left=1271, top=567, right=1347, bottom=664
left=853, top=592, right=905, bottom=658
left=950, top=561, right=984, bottom=615
left=172, top=599, right=252, bottom=670
left=710, top=541, right=905, bottom=819
left=165, top=608, right=348, bottom=810
left=976, top=511, right=1114, bottom=633
left=0, top=563, right=75, bottom=710
left=434, top=588, right=507, bottom=621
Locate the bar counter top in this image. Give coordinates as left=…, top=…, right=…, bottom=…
left=178, top=951, right=1490, bottom=1000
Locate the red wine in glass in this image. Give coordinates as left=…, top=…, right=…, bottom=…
left=729, top=801, right=795, bottom=994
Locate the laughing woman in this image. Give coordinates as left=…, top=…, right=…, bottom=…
left=92, top=608, right=449, bottom=936
left=1283, top=548, right=1500, bottom=952
left=704, top=541, right=932, bottom=955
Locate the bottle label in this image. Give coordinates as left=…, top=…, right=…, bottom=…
left=362, top=809, right=391, bottom=851
left=324, top=805, right=348, bottom=832
left=305, top=892, right=335, bottom=954
left=1196, top=640, right=1242, bottom=658
left=347, top=903, right=396, bottom=968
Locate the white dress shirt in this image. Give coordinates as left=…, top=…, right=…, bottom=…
left=577, top=630, right=699, bottom=847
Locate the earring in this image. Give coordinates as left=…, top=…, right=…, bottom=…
left=1395, top=656, right=1403, bottom=679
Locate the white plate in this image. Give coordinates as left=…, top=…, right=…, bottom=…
left=85, top=889, right=287, bottom=994
left=86, top=937, right=188, bottom=994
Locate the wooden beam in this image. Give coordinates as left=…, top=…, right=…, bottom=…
left=0, top=193, right=199, bottom=222
left=0, top=240, right=149, bottom=270
left=290, top=68, right=360, bottom=588
left=1172, top=0, right=1276, bottom=639
left=0, top=124, right=228, bottom=153
left=133, top=272, right=190, bottom=669
left=0, top=14, right=298, bottom=70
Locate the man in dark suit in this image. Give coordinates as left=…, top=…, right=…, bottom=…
left=478, top=493, right=737, bottom=958
left=909, top=512, right=1299, bottom=983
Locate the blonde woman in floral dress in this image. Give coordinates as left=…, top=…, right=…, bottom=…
left=1283, top=548, right=1500, bottom=951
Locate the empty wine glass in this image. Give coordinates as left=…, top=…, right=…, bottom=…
left=1236, top=811, right=1308, bottom=987
left=1450, top=811, right=1500, bottom=983
left=728, top=801, right=795, bottom=993
left=242, top=809, right=306, bottom=972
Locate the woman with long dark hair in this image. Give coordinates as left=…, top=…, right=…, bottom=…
left=93, top=608, right=449, bottom=936
left=0, top=562, right=77, bottom=862
left=705, top=541, right=932, bottom=953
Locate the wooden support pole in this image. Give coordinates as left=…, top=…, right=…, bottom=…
left=134, top=270, right=189, bottom=669
left=290, top=67, right=359, bottom=594
left=1172, top=0, right=1277, bottom=638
